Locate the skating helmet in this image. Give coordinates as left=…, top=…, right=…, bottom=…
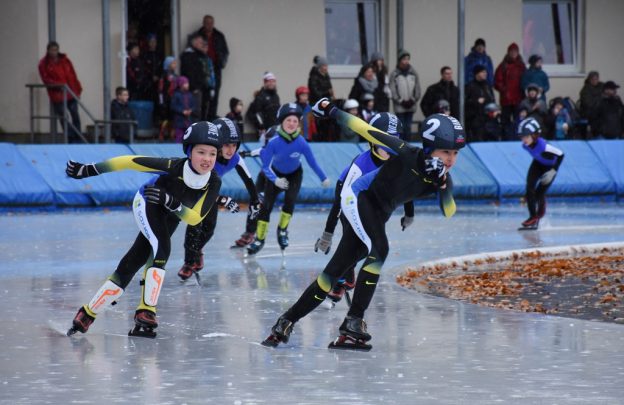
left=516, top=117, right=541, bottom=137
left=369, top=112, right=403, bottom=159
left=420, top=114, right=466, bottom=152
left=213, top=117, right=241, bottom=148
left=182, top=121, right=221, bottom=156
left=276, top=103, right=303, bottom=123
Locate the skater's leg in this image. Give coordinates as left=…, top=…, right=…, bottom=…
left=525, top=161, right=542, bottom=219
left=179, top=207, right=217, bottom=279
left=248, top=178, right=280, bottom=254
left=276, top=168, right=302, bottom=249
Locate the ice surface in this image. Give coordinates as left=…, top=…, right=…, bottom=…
left=0, top=202, right=623, bottom=404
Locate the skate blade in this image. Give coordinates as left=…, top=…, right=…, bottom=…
left=517, top=226, right=538, bottom=231
left=261, top=335, right=281, bottom=348
left=194, top=272, right=202, bottom=286
left=344, top=291, right=352, bottom=307
left=328, top=338, right=372, bottom=352
left=66, top=327, right=79, bottom=337
left=128, top=326, right=157, bottom=339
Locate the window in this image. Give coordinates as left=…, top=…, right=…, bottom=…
left=325, top=0, right=381, bottom=76
left=522, top=0, right=582, bottom=74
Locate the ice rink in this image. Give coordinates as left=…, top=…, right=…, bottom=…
left=1, top=201, right=623, bottom=404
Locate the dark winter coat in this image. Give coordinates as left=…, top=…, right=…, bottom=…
left=110, top=99, right=136, bottom=143
left=180, top=47, right=215, bottom=92
left=494, top=53, right=526, bottom=107
left=246, top=88, right=281, bottom=131
left=38, top=53, right=82, bottom=103
left=308, top=67, right=333, bottom=104
left=595, top=95, right=624, bottom=139
left=465, top=79, right=495, bottom=139
left=579, top=82, right=603, bottom=120
left=126, top=56, right=150, bottom=100
left=420, top=79, right=460, bottom=118
left=464, top=47, right=494, bottom=86
left=197, top=27, right=229, bottom=70
left=373, top=68, right=391, bottom=112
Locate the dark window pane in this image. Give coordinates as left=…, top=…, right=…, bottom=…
left=325, top=1, right=379, bottom=65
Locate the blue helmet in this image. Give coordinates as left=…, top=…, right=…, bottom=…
left=420, top=114, right=466, bottom=151
left=517, top=117, right=541, bottom=136
left=182, top=121, right=221, bottom=156
left=369, top=112, right=403, bottom=137
left=213, top=117, right=241, bottom=146
left=276, top=103, right=303, bottom=123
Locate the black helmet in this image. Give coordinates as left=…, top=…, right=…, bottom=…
left=276, top=103, right=303, bottom=123
left=213, top=117, right=241, bottom=146
left=420, top=114, right=466, bottom=151
left=182, top=121, right=221, bottom=156
left=516, top=117, right=541, bottom=137
left=369, top=112, right=403, bottom=137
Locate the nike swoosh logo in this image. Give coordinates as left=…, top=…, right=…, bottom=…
left=314, top=295, right=324, bottom=301
left=365, top=281, right=376, bottom=285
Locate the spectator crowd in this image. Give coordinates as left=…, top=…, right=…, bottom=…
left=39, top=20, right=624, bottom=143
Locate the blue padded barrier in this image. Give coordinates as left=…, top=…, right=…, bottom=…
left=588, top=140, right=624, bottom=196
left=470, top=142, right=534, bottom=197
left=453, top=146, right=499, bottom=198
left=548, top=141, right=615, bottom=196
left=17, top=144, right=155, bottom=205
left=0, top=143, right=54, bottom=205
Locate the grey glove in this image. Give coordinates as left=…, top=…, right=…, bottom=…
left=401, top=216, right=414, bottom=231
left=539, top=169, right=557, bottom=186
left=314, top=231, right=333, bottom=254
left=275, top=177, right=289, bottom=190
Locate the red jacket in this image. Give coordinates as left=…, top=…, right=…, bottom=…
left=494, top=44, right=526, bottom=107
left=38, top=53, right=82, bottom=103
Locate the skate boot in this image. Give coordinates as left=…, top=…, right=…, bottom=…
left=233, top=232, right=255, bottom=248
left=328, top=283, right=346, bottom=303
left=67, top=306, right=95, bottom=336
left=276, top=227, right=289, bottom=250
left=261, top=316, right=294, bottom=347
left=128, top=310, right=158, bottom=338
left=178, top=254, right=203, bottom=282
left=246, top=238, right=265, bottom=255
left=519, top=217, right=539, bottom=230
left=328, top=316, right=372, bottom=351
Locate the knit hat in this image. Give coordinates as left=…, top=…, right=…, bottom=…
left=343, top=99, right=359, bottom=110
left=177, top=76, right=189, bottom=87
left=295, top=86, right=309, bottom=97
left=229, top=97, right=242, bottom=111
left=263, top=71, right=276, bottom=81
left=528, top=54, right=542, bottom=66
left=474, top=38, right=486, bottom=47
left=370, top=51, right=384, bottom=62
left=398, top=49, right=410, bottom=61
left=472, top=64, right=486, bottom=76
left=163, top=56, right=175, bottom=71
left=315, top=56, right=328, bottom=67
left=507, top=42, right=519, bottom=53
left=604, top=80, right=620, bottom=90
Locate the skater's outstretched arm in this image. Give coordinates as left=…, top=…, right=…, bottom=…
left=67, top=155, right=180, bottom=179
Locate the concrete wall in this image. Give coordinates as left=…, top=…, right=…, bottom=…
left=1, top=0, right=623, bottom=135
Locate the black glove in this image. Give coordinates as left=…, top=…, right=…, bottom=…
left=66, top=160, right=99, bottom=179
left=312, top=97, right=337, bottom=118
left=217, top=196, right=240, bottom=213
left=424, top=157, right=447, bottom=183
left=239, top=150, right=252, bottom=158
left=248, top=200, right=261, bottom=220
left=401, top=100, right=415, bottom=109
left=144, top=186, right=182, bottom=212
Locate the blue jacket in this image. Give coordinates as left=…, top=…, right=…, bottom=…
left=465, top=48, right=494, bottom=86
left=170, top=90, right=195, bottom=129
left=521, top=67, right=550, bottom=101
left=260, top=133, right=327, bottom=183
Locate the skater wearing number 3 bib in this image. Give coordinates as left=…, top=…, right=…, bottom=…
left=262, top=98, right=465, bottom=351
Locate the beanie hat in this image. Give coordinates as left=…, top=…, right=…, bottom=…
left=398, top=49, right=410, bottom=61
left=474, top=38, right=486, bottom=47
left=263, top=71, right=276, bottom=81
left=295, top=86, right=309, bottom=98
left=370, top=51, right=384, bottom=62
left=528, top=54, right=542, bottom=66
left=177, top=76, right=189, bottom=87
left=229, top=97, right=241, bottom=112
left=163, top=56, right=175, bottom=71
left=315, top=56, right=328, bottom=67
left=507, top=42, right=519, bottom=53
left=343, top=99, right=359, bottom=110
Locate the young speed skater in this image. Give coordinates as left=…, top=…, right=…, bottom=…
left=178, top=117, right=261, bottom=280
left=263, top=98, right=465, bottom=351
left=517, top=117, right=564, bottom=230
left=247, top=103, right=331, bottom=255
left=314, top=112, right=414, bottom=305
left=66, top=121, right=225, bottom=338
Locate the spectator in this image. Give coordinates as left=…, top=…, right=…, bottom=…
left=465, top=65, right=495, bottom=142
left=225, top=97, right=244, bottom=137
left=495, top=42, right=526, bottom=137
left=246, top=72, right=281, bottom=139
left=521, top=54, right=549, bottom=101
left=484, top=102, right=503, bottom=141
left=349, top=63, right=377, bottom=105
left=436, top=99, right=451, bottom=116
left=360, top=93, right=377, bottom=123
left=38, top=41, right=83, bottom=143
left=389, top=49, right=421, bottom=140
left=126, top=42, right=150, bottom=100
left=196, top=15, right=229, bottom=120
left=170, top=76, right=195, bottom=143
left=339, top=99, right=360, bottom=142
left=308, top=56, right=334, bottom=103
left=295, top=86, right=317, bottom=141
left=543, top=97, right=572, bottom=140
left=180, top=33, right=215, bottom=121
left=579, top=71, right=603, bottom=133
left=110, top=86, right=136, bottom=143
left=464, top=38, right=494, bottom=86
left=369, top=52, right=391, bottom=112
left=518, top=83, right=547, bottom=125
left=157, top=56, right=178, bottom=141
left=142, top=33, right=162, bottom=106
left=420, top=66, right=460, bottom=118
left=594, top=81, right=624, bottom=139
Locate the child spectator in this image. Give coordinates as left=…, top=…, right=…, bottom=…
left=594, top=81, right=624, bottom=139
left=110, top=86, right=136, bottom=143
left=295, top=86, right=317, bottom=141
left=158, top=56, right=178, bottom=141
left=225, top=97, right=244, bottom=137
left=544, top=97, right=572, bottom=140
left=484, top=102, right=503, bottom=141
left=339, top=99, right=361, bottom=142
left=518, top=83, right=547, bottom=125
left=171, top=76, right=195, bottom=143
left=521, top=55, right=549, bottom=102
left=360, top=93, right=376, bottom=123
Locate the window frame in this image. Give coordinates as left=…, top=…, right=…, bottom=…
left=522, top=0, right=585, bottom=77
left=324, top=0, right=384, bottom=78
